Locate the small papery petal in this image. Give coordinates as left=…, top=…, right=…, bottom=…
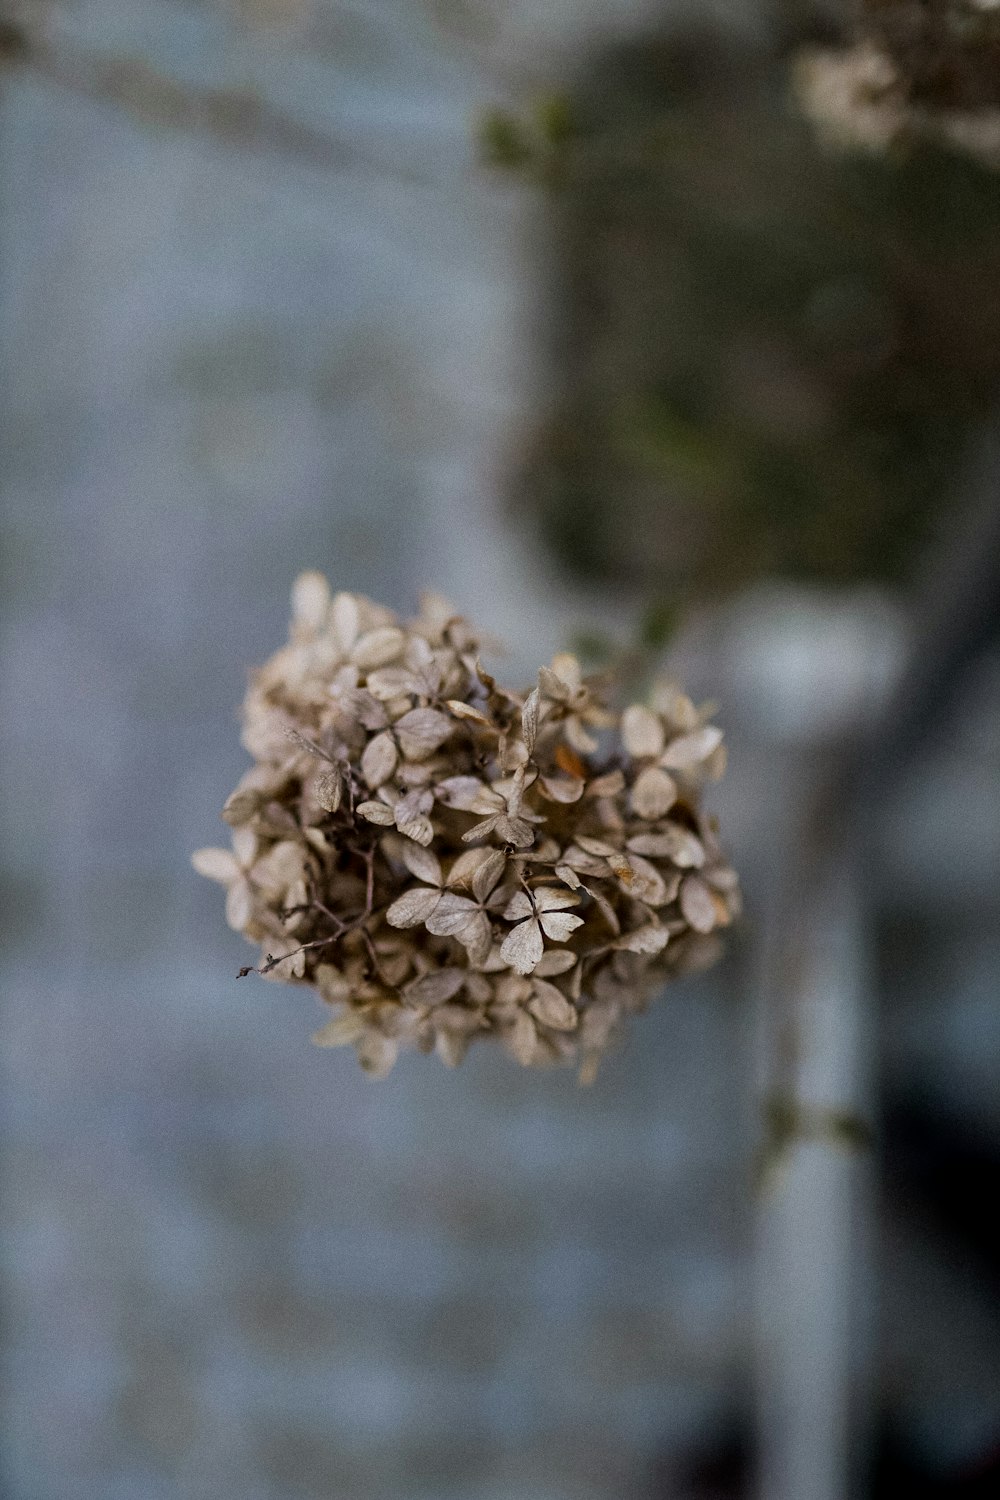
left=446, top=846, right=493, bottom=889
left=312, top=1011, right=366, bottom=1047
left=386, top=886, right=442, bottom=928
left=550, top=652, right=582, bottom=690
left=502, top=891, right=534, bottom=922
left=361, top=731, right=399, bottom=789
left=533, top=886, right=581, bottom=913
left=435, top=1029, right=470, bottom=1068
left=435, top=775, right=486, bottom=810
left=660, top=726, right=724, bottom=770
left=394, top=707, right=454, bottom=761
left=495, top=815, right=536, bottom=848
left=400, top=842, right=442, bottom=887
left=528, top=981, right=578, bottom=1031
left=424, top=892, right=479, bottom=939
left=564, top=718, right=600, bottom=755
left=540, top=774, right=585, bottom=804
left=621, top=704, right=666, bottom=759
left=630, top=766, right=678, bottom=820
left=333, top=688, right=387, bottom=734
left=534, top=948, right=578, bottom=977
left=615, top=923, right=669, bottom=955
left=680, top=875, right=718, bottom=933
left=456, top=911, right=494, bottom=967
left=225, top=876, right=255, bottom=930
left=585, top=769, right=626, bottom=799
left=446, top=699, right=493, bottom=725
left=396, top=813, right=434, bottom=846
left=315, top=964, right=352, bottom=1003
left=352, top=627, right=405, bottom=670
left=506, top=1009, right=539, bottom=1065
left=314, top=767, right=344, bottom=812
left=357, top=799, right=395, bottom=826
left=192, top=847, right=241, bottom=883
left=554, top=863, right=582, bottom=890
left=626, top=827, right=705, bottom=868
left=366, top=667, right=425, bottom=700
left=499, top=918, right=544, bottom=975
left=355, top=1033, right=398, bottom=1079
left=403, top=968, right=466, bottom=1007
left=291, top=570, right=331, bottom=634
left=330, top=592, right=360, bottom=654
left=538, top=665, right=571, bottom=700
left=538, top=910, right=584, bottom=942
left=471, top=850, right=506, bottom=903
left=618, top=853, right=667, bottom=907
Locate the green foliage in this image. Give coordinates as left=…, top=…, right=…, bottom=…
left=502, top=32, right=1000, bottom=594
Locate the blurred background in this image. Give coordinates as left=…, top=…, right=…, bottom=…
left=2, top=1, right=999, bottom=1497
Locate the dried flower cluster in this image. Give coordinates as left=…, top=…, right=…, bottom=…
left=193, top=574, right=740, bottom=1080
left=795, top=3, right=1000, bottom=170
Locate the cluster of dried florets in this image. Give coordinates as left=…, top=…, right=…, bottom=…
left=795, top=4, right=1000, bottom=169
left=193, top=574, right=740, bottom=1080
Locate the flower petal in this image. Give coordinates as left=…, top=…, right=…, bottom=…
left=394, top=707, right=454, bottom=760
left=538, top=911, right=584, bottom=942
left=680, top=874, right=717, bottom=933
left=621, top=704, right=666, bottom=759
left=192, top=847, right=240, bottom=884
left=386, top=887, right=442, bottom=927
left=499, top=918, right=544, bottom=975
left=660, top=726, right=724, bottom=770
left=528, top=981, right=578, bottom=1031
left=361, top=731, right=398, bottom=789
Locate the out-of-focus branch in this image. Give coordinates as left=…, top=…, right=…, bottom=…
left=0, top=12, right=427, bottom=184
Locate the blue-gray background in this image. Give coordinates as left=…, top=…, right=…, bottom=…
left=2, top=3, right=999, bottom=1499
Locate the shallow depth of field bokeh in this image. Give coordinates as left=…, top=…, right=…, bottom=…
left=2, top=4, right=999, bottom=1499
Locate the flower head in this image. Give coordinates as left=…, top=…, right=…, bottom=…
left=194, top=573, right=740, bottom=1079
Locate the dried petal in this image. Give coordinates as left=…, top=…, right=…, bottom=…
left=394, top=707, right=454, bottom=760
left=352, top=627, right=405, bottom=670
left=528, top=982, right=578, bottom=1031
left=356, top=799, right=395, bottom=826
left=191, top=847, right=240, bottom=883
left=400, top=843, right=442, bottom=887
left=291, top=570, right=331, bottom=633
left=386, top=887, right=443, bottom=927
left=660, top=726, right=724, bottom=770
left=499, top=919, right=545, bottom=975
left=361, top=731, right=399, bottom=789
left=680, top=875, right=717, bottom=933
left=621, top=704, right=666, bottom=759
left=630, top=766, right=677, bottom=820
left=404, top=969, right=466, bottom=1006
left=538, top=910, right=584, bottom=942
